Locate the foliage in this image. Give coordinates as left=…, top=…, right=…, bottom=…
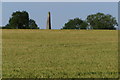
left=86, top=13, right=117, bottom=29
left=63, top=18, right=88, bottom=29
left=29, top=19, right=39, bottom=29
left=4, top=11, right=39, bottom=29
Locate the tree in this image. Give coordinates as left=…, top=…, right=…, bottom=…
left=4, top=11, right=39, bottom=29
left=80, top=21, right=88, bottom=29
left=62, top=18, right=88, bottom=29
left=86, top=13, right=117, bottom=29
left=8, top=11, right=29, bottom=29
left=29, top=19, right=39, bottom=29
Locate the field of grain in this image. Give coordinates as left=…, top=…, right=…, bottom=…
left=2, top=29, right=118, bottom=78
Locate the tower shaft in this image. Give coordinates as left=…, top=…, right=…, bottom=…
left=46, top=12, right=51, bottom=29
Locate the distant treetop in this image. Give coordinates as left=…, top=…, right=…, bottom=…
left=3, top=11, right=39, bottom=29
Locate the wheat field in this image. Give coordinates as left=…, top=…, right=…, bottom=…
left=2, top=29, right=118, bottom=78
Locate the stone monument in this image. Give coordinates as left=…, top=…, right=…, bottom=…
left=46, top=12, right=51, bottom=29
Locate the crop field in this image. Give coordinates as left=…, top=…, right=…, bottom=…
left=2, top=29, right=118, bottom=78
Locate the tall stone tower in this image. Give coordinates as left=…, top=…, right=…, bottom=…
left=46, top=12, right=51, bottom=29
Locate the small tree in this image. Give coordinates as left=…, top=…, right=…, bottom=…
left=29, top=19, right=39, bottom=29
left=62, top=18, right=88, bottom=29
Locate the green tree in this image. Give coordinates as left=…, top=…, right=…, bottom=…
left=29, top=19, right=39, bottom=29
left=63, top=18, right=88, bottom=29
left=8, top=11, right=29, bottom=29
left=5, top=11, right=39, bottom=29
left=86, top=13, right=117, bottom=29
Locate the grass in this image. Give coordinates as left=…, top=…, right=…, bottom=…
left=2, top=29, right=118, bottom=78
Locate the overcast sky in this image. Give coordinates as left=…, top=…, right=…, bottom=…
left=2, top=2, right=118, bottom=29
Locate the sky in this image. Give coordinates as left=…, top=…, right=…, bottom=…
left=2, top=2, right=118, bottom=29
left=0, top=2, right=2, bottom=27
left=1, top=0, right=119, bottom=2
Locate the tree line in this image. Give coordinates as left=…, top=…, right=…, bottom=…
left=63, top=13, right=118, bottom=30
left=2, top=11, right=118, bottom=30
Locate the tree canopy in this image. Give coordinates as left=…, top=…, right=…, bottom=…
left=62, top=18, right=88, bottom=29
left=86, top=13, right=117, bottom=29
left=62, top=13, right=117, bottom=30
left=4, top=11, right=39, bottom=29
left=29, top=19, right=39, bottom=29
